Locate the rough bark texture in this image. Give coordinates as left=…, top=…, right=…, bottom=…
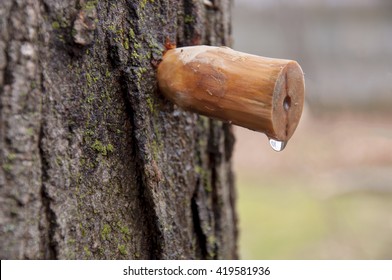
left=0, top=0, right=236, bottom=259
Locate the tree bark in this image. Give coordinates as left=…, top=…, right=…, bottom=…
left=0, top=0, right=237, bottom=259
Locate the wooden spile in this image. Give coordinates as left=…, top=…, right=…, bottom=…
left=158, top=46, right=305, bottom=144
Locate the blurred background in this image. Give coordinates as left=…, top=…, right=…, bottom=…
left=232, top=0, right=392, bottom=259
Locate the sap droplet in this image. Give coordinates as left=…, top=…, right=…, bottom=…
left=269, top=139, right=287, bottom=152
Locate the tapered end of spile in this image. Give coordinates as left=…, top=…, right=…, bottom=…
left=271, top=61, right=305, bottom=142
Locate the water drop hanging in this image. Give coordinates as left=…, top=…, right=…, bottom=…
left=269, top=139, right=287, bottom=152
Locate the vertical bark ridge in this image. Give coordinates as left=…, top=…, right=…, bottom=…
left=0, top=0, right=44, bottom=259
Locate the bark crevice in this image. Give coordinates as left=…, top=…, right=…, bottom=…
left=191, top=189, right=208, bottom=259
left=38, top=123, right=58, bottom=259
left=1, top=1, right=15, bottom=88
left=119, top=72, right=163, bottom=259
left=208, top=121, right=222, bottom=260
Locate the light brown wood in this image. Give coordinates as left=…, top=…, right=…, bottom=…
left=157, top=46, right=305, bottom=142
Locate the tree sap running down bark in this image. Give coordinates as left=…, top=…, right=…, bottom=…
left=0, top=0, right=237, bottom=259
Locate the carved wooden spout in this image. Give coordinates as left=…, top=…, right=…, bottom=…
left=157, top=46, right=305, bottom=148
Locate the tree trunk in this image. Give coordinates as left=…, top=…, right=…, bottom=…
left=0, top=0, right=237, bottom=259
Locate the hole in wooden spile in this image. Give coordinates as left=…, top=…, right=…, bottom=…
left=283, top=96, right=291, bottom=112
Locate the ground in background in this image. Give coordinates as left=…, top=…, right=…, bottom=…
left=234, top=109, right=392, bottom=259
